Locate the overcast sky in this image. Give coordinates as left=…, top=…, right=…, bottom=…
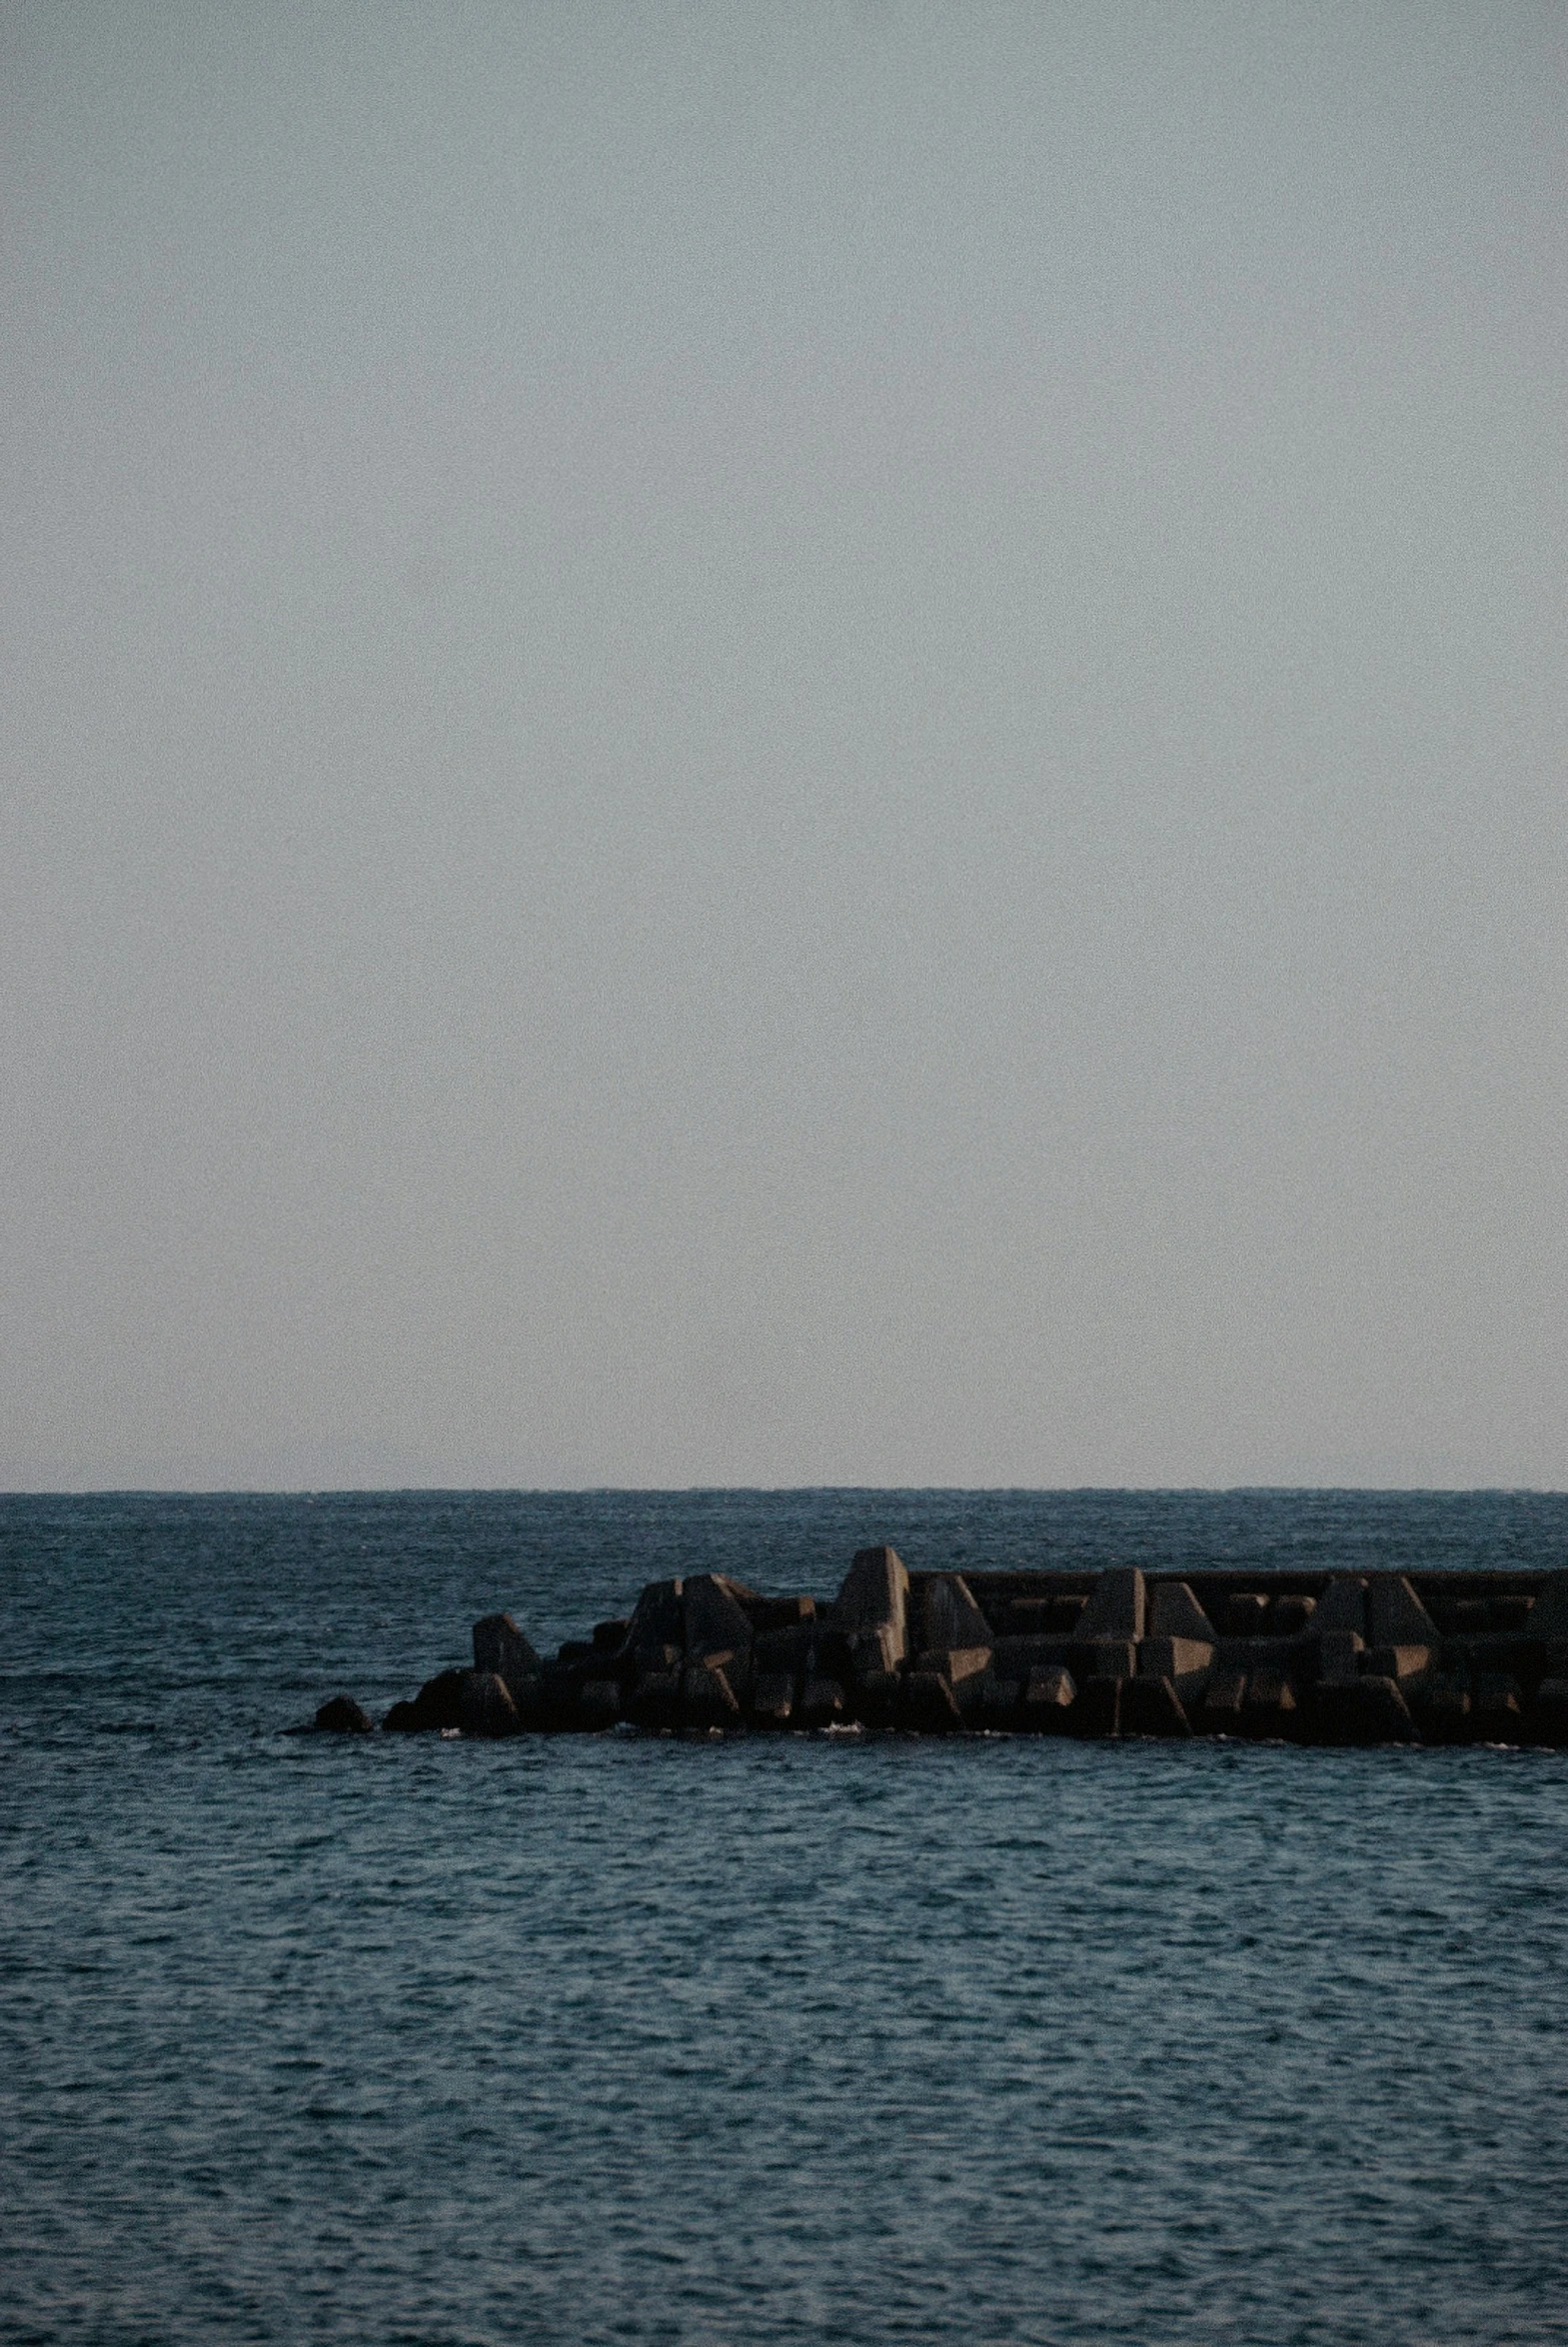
left=2, top=1, right=1564, bottom=1489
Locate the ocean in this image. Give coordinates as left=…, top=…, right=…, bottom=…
left=3, top=1488, right=1567, bottom=2345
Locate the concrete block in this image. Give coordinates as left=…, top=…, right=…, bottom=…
left=472, top=1612, right=544, bottom=1702
left=755, top=1621, right=814, bottom=1674
left=1070, top=1677, right=1120, bottom=1737
left=745, top=1593, right=817, bottom=1633
left=579, top=1678, right=621, bottom=1728
left=1224, top=1592, right=1271, bottom=1637
left=918, top=1574, right=993, bottom=1653
left=1364, top=1643, right=1432, bottom=1683
left=1075, top=1638, right=1137, bottom=1681
left=1411, top=1680, right=1471, bottom=1744
left=1315, top=1577, right=1368, bottom=1637
left=681, top=1660, right=741, bottom=1728
left=1472, top=1674, right=1523, bottom=1741
left=625, top=1667, right=682, bottom=1732
left=829, top=1546, right=909, bottom=1660
left=684, top=1575, right=756, bottom=1660
left=796, top=1674, right=845, bottom=1728
left=1528, top=1575, right=1568, bottom=1642
left=848, top=1622, right=904, bottom=1681
left=1022, top=1665, right=1076, bottom=1727
left=1527, top=1676, right=1568, bottom=1747
left=978, top=1676, right=1021, bottom=1728
left=750, top=1671, right=794, bottom=1726
left=1367, top=1574, right=1439, bottom=1647
left=849, top=1668, right=900, bottom=1727
left=900, top=1670, right=963, bottom=1731
left=1317, top=1630, right=1364, bottom=1684
left=1198, top=1669, right=1247, bottom=1730
left=458, top=1668, right=520, bottom=1738
left=1308, top=1675, right=1416, bottom=1745
left=1138, top=1635, right=1215, bottom=1683
left=1241, top=1668, right=1298, bottom=1735
left=1147, top=1580, right=1217, bottom=1641
left=1121, top=1676, right=1191, bottom=1737
left=314, top=1695, right=373, bottom=1733
left=625, top=1579, right=686, bottom=1662
left=1076, top=1566, right=1145, bottom=1642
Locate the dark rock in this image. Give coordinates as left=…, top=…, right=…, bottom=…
left=592, top=1617, right=631, bottom=1653
left=1271, top=1594, right=1316, bottom=1636
left=1147, top=1581, right=1217, bottom=1642
left=473, top=1612, right=544, bottom=1701
left=381, top=1699, right=422, bottom=1732
left=313, top=1695, right=374, bottom=1734
left=1308, top=1675, right=1417, bottom=1745
left=1492, top=1594, right=1534, bottom=1631
left=1121, top=1676, right=1190, bottom=1737
left=1076, top=1566, right=1144, bottom=1642
left=557, top=1639, right=596, bottom=1665
left=458, top=1669, right=520, bottom=1738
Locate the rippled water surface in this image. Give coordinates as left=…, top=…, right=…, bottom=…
left=4, top=1490, right=1568, bottom=2345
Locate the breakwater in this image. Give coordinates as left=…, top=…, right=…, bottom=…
left=316, top=1546, right=1568, bottom=1746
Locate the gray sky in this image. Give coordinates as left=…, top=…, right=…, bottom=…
left=3, top=1, right=1564, bottom=1489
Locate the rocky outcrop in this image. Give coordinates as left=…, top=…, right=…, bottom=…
left=349, top=1555, right=1568, bottom=1748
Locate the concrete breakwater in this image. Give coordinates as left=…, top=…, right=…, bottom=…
left=316, top=1547, right=1568, bottom=1746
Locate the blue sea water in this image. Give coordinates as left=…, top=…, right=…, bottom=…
left=3, top=1488, right=1568, bottom=2347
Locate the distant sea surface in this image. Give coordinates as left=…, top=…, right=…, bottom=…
left=4, top=1488, right=1568, bottom=2347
